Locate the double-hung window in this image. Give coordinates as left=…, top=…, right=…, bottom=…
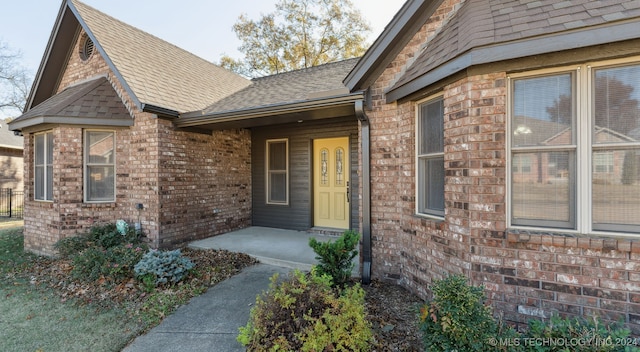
left=417, top=96, right=445, bottom=217
left=34, top=131, right=53, bottom=201
left=84, top=130, right=115, bottom=202
left=509, top=59, right=640, bottom=234
left=266, top=139, right=288, bottom=205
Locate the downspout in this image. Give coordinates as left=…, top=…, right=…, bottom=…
left=355, top=100, right=372, bottom=284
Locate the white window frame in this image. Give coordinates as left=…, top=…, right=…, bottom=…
left=265, top=138, right=289, bottom=205
left=34, top=131, right=53, bottom=201
left=415, top=93, right=445, bottom=218
left=84, top=129, right=116, bottom=203
left=507, top=56, right=640, bottom=237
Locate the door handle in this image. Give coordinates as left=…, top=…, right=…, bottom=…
left=346, top=181, right=350, bottom=203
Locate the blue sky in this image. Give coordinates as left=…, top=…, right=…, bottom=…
left=1, top=0, right=405, bottom=73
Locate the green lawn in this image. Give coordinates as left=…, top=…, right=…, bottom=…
left=0, top=227, right=143, bottom=352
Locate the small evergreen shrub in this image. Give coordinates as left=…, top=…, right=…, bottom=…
left=238, top=269, right=372, bottom=351
left=525, top=314, right=639, bottom=352
left=419, top=274, right=516, bottom=352
left=309, top=230, right=359, bottom=287
left=134, top=249, right=195, bottom=287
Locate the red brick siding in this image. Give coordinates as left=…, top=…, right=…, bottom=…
left=364, top=0, right=640, bottom=335
left=22, top=30, right=251, bottom=254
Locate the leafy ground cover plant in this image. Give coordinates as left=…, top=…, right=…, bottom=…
left=238, top=269, right=372, bottom=351
left=308, top=230, right=359, bottom=287
left=55, top=222, right=148, bottom=283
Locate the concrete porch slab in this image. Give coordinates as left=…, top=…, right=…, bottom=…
left=189, top=226, right=360, bottom=276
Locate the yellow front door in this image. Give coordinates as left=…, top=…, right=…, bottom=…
left=313, top=137, right=350, bottom=229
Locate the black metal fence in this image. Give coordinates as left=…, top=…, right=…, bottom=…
left=0, top=188, right=24, bottom=219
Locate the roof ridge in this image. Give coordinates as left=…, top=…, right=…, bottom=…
left=70, top=0, right=222, bottom=68
left=252, top=57, right=361, bottom=81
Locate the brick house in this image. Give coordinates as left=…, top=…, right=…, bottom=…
left=9, top=0, right=362, bottom=255
left=0, top=119, right=24, bottom=191
left=345, top=0, right=640, bottom=333
left=9, top=0, right=640, bottom=333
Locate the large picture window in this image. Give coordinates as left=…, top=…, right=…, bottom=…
left=509, top=60, right=640, bottom=234
left=34, top=131, right=53, bottom=201
left=266, top=139, right=288, bottom=204
left=84, top=130, right=115, bottom=202
left=417, top=96, right=445, bottom=217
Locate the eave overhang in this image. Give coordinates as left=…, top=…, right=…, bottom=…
left=9, top=116, right=133, bottom=131
left=344, top=0, right=444, bottom=92
left=175, top=92, right=364, bottom=131
left=386, top=18, right=640, bottom=103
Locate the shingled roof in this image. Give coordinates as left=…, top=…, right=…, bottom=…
left=10, top=76, right=133, bottom=131
left=356, top=0, right=640, bottom=102
left=177, top=59, right=363, bottom=130
left=200, top=58, right=359, bottom=115
left=0, top=120, right=23, bottom=150
left=69, top=0, right=251, bottom=113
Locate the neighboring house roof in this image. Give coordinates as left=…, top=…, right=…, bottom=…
left=10, top=76, right=133, bottom=131
left=346, top=0, right=640, bottom=102
left=0, top=119, right=23, bottom=150
left=177, top=59, right=363, bottom=130
left=25, top=0, right=251, bottom=117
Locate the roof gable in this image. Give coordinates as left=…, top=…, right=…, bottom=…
left=10, top=76, right=133, bottom=131
left=27, top=0, right=251, bottom=115
left=347, top=0, right=640, bottom=101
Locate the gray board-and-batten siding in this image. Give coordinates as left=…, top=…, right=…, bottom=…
left=251, top=117, right=359, bottom=231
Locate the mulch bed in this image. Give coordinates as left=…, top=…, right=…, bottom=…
left=9, top=245, right=424, bottom=350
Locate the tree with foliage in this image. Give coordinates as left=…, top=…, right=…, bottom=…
left=219, top=0, right=371, bottom=77
left=546, top=76, right=640, bottom=135
left=0, top=42, right=31, bottom=118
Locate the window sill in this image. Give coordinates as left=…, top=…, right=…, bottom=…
left=506, top=228, right=640, bottom=252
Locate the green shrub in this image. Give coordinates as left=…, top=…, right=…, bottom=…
left=54, top=235, right=91, bottom=258
left=308, top=230, right=359, bottom=287
left=71, top=246, right=108, bottom=281
left=70, top=243, right=147, bottom=282
left=525, top=314, right=640, bottom=352
left=419, top=274, right=516, bottom=352
left=134, top=249, right=195, bottom=287
left=238, top=269, right=372, bottom=351
left=87, top=223, right=141, bottom=249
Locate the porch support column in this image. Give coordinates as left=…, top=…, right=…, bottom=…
left=355, top=100, right=372, bottom=284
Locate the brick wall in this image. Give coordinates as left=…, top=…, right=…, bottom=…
left=0, top=147, right=23, bottom=190
left=365, top=0, right=640, bottom=335
left=156, top=121, right=251, bottom=248
left=22, top=30, right=252, bottom=254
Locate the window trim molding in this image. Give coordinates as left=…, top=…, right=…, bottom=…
left=415, top=92, right=445, bottom=219
left=83, top=129, right=116, bottom=203
left=34, top=131, right=53, bottom=202
left=265, top=138, right=289, bottom=206
left=507, top=56, right=640, bottom=237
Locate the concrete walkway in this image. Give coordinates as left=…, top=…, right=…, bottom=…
left=124, top=226, right=355, bottom=352
left=123, top=264, right=290, bottom=352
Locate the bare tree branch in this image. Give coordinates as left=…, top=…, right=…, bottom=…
left=0, top=42, right=33, bottom=118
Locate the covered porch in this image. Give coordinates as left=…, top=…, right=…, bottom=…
left=189, top=226, right=360, bottom=276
